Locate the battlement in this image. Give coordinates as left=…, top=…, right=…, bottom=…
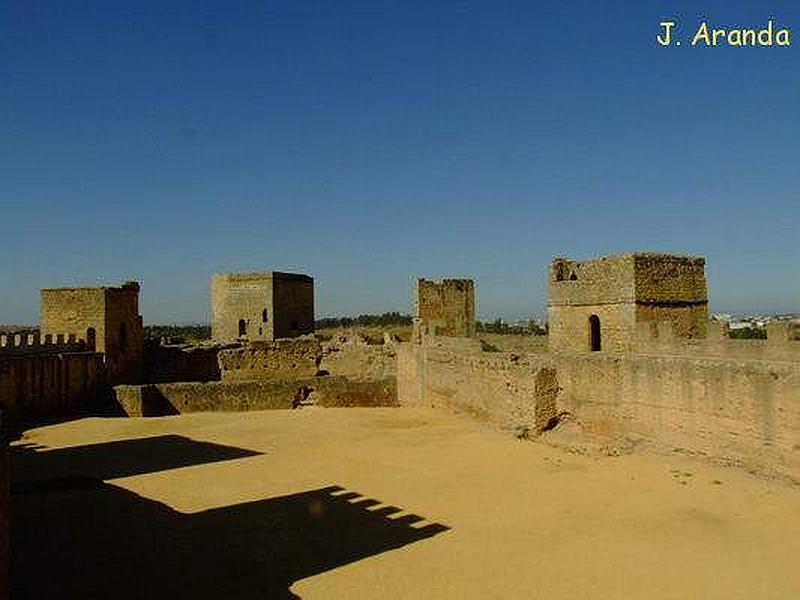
left=0, top=331, right=88, bottom=356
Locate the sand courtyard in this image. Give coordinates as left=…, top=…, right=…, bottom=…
left=10, top=407, right=800, bottom=599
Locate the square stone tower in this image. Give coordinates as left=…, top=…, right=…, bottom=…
left=413, top=278, right=476, bottom=341
left=211, top=271, right=314, bottom=342
left=548, top=253, right=708, bottom=353
left=41, top=281, right=143, bottom=383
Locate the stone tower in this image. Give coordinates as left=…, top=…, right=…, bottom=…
left=211, top=271, right=314, bottom=342
left=413, top=278, right=476, bottom=341
left=548, top=253, right=708, bottom=353
left=40, top=281, right=143, bottom=383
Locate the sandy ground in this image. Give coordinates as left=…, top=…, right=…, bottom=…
left=10, top=407, right=800, bottom=599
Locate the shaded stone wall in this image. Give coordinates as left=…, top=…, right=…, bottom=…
left=0, top=416, right=8, bottom=600
left=0, top=351, right=106, bottom=430
left=114, top=376, right=396, bottom=416
left=272, top=274, right=315, bottom=339
left=413, top=278, right=475, bottom=341
left=143, top=343, right=222, bottom=383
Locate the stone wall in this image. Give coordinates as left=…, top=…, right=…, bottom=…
left=114, top=376, right=397, bottom=416
left=0, top=351, right=106, bottom=431
left=398, top=337, right=558, bottom=435
left=398, top=333, right=800, bottom=481
left=272, top=273, right=315, bottom=339
left=319, top=333, right=398, bottom=381
left=218, top=339, right=322, bottom=382
left=413, top=278, right=475, bottom=341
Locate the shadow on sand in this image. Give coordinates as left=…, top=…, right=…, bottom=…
left=11, top=435, right=449, bottom=599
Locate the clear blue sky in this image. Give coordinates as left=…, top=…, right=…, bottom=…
left=2, top=1, right=798, bottom=324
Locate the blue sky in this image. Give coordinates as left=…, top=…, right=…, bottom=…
left=1, top=1, right=798, bottom=323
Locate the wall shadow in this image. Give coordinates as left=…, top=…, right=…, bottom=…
left=12, top=481, right=448, bottom=599
left=11, top=434, right=262, bottom=485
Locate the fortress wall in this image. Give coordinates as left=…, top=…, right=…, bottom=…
left=319, top=333, right=398, bottom=381
left=114, top=376, right=396, bottom=416
left=556, top=352, right=800, bottom=481
left=0, top=331, right=86, bottom=356
left=399, top=336, right=800, bottom=480
left=397, top=338, right=558, bottom=435
left=549, top=255, right=635, bottom=305
left=0, top=352, right=106, bottom=429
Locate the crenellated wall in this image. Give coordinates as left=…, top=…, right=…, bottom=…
left=0, top=351, right=106, bottom=430
left=0, top=331, right=87, bottom=356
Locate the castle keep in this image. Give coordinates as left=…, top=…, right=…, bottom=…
left=548, top=253, right=708, bottom=353
left=413, top=278, right=476, bottom=341
left=40, top=281, right=143, bottom=383
left=211, top=272, right=314, bottom=342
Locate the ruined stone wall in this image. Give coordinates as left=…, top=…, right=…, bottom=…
left=0, top=352, right=106, bottom=430
left=218, top=339, right=321, bottom=382
left=413, top=278, right=475, bottom=340
left=319, top=333, right=398, bottom=381
left=397, top=337, right=558, bottom=435
left=272, top=274, right=314, bottom=339
left=114, top=375, right=396, bottom=416
left=0, top=331, right=87, bottom=356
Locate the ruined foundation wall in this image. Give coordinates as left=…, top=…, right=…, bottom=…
left=114, top=376, right=396, bottom=416
left=218, top=339, right=322, bottom=382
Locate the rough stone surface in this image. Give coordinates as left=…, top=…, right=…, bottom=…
left=211, top=271, right=314, bottom=342
left=114, top=376, right=397, bottom=416
left=0, top=424, right=7, bottom=600
left=218, top=339, right=322, bottom=382
left=549, top=253, right=708, bottom=353
left=413, top=278, right=475, bottom=341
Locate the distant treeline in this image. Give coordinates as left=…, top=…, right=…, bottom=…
left=728, top=327, right=767, bottom=340
left=144, top=324, right=211, bottom=341
left=476, top=319, right=547, bottom=336
left=316, top=312, right=412, bottom=329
